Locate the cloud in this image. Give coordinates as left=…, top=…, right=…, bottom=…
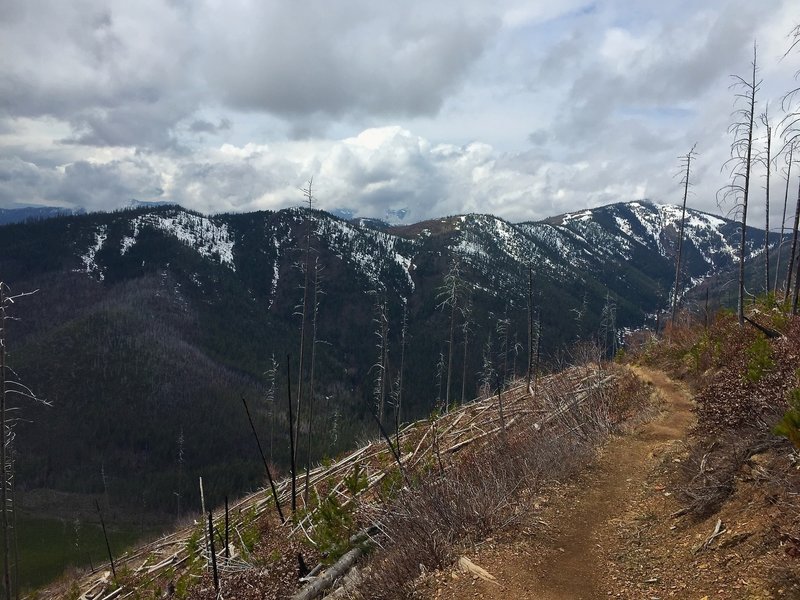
left=0, top=156, right=164, bottom=210
left=200, top=2, right=501, bottom=120
left=1, top=0, right=799, bottom=228
left=188, top=118, right=231, bottom=134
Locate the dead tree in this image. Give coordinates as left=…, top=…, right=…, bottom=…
left=371, top=288, right=390, bottom=425
left=718, top=43, right=761, bottom=326
left=782, top=25, right=800, bottom=310
left=671, top=144, right=698, bottom=325
left=786, top=176, right=800, bottom=304
left=392, top=302, right=408, bottom=449
left=599, top=292, right=618, bottom=358
left=460, top=294, right=473, bottom=405
left=294, top=179, right=315, bottom=463
left=758, top=112, right=773, bottom=293
left=304, top=258, right=324, bottom=503
left=263, top=354, right=278, bottom=464
left=0, top=284, right=47, bottom=600
left=774, top=143, right=795, bottom=293
left=436, top=258, right=464, bottom=412
left=176, top=428, right=184, bottom=517
left=496, top=306, right=511, bottom=390
left=479, top=335, right=495, bottom=400
left=526, top=264, right=535, bottom=392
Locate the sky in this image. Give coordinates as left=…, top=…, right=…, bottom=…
left=1, top=0, right=799, bottom=226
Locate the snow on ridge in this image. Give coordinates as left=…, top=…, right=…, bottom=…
left=122, top=211, right=236, bottom=270
left=561, top=209, right=592, bottom=224
left=76, top=225, right=108, bottom=281
left=268, top=225, right=292, bottom=309
left=315, top=216, right=416, bottom=292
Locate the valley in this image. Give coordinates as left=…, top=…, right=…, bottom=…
left=0, top=200, right=792, bottom=595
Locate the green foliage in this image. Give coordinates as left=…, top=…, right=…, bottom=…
left=774, top=384, right=800, bottom=450
left=237, top=506, right=260, bottom=556
left=685, top=331, right=720, bottom=374
left=379, top=468, right=404, bottom=501
left=185, top=527, right=201, bottom=556
left=343, top=463, right=368, bottom=497
left=308, top=494, right=355, bottom=563
left=745, top=335, right=774, bottom=383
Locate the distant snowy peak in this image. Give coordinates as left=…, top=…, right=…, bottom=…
left=548, top=200, right=764, bottom=280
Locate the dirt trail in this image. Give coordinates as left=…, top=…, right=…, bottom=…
left=429, top=367, right=694, bottom=600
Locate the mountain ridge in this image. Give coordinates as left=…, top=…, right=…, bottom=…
left=0, top=198, right=778, bottom=526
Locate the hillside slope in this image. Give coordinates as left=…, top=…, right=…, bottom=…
left=0, top=200, right=775, bottom=521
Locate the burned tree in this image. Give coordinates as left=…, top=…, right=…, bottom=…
left=784, top=26, right=800, bottom=311
left=371, top=287, right=390, bottom=425
left=526, top=264, right=535, bottom=392
left=671, top=144, right=697, bottom=326
left=774, top=142, right=795, bottom=294
left=758, top=111, right=773, bottom=292
left=460, top=294, right=473, bottom=405
left=293, top=178, right=316, bottom=463
left=304, top=257, right=324, bottom=503
left=436, top=258, right=466, bottom=412
left=718, top=43, right=761, bottom=326
left=0, top=283, right=47, bottom=600
left=784, top=170, right=800, bottom=303
left=392, top=302, right=408, bottom=448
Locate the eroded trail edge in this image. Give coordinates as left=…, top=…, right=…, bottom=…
left=429, top=366, right=694, bottom=600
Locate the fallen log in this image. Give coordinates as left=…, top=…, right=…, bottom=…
left=290, top=546, right=364, bottom=600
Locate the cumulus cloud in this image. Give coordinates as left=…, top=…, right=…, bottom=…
left=0, top=0, right=799, bottom=227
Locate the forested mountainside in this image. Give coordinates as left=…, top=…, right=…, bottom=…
left=0, top=200, right=773, bottom=515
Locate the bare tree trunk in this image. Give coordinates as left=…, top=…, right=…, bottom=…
left=304, top=259, right=321, bottom=504
left=395, top=304, right=407, bottom=450
left=527, top=265, right=534, bottom=391
left=241, top=397, right=285, bottom=523
left=671, top=146, right=696, bottom=325
left=0, top=284, right=9, bottom=600
left=287, top=355, right=297, bottom=514
left=534, top=312, right=542, bottom=395
left=294, top=179, right=315, bottom=464
left=794, top=230, right=800, bottom=314
left=460, top=311, right=470, bottom=405
left=787, top=177, right=800, bottom=301
left=775, top=145, right=793, bottom=293
left=379, top=293, right=389, bottom=423
left=763, top=122, right=772, bottom=293
left=738, top=49, right=757, bottom=326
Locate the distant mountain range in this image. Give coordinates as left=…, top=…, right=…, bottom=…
left=0, top=206, right=84, bottom=226
left=0, top=199, right=777, bottom=518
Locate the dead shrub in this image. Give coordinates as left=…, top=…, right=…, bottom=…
left=678, top=428, right=781, bottom=518
left=354, top=369, right=649, bottom=599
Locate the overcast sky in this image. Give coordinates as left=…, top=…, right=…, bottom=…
left=1, top=1, right=799, bottom=225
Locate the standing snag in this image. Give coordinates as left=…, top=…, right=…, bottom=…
left=718, top=43, right=761, bottom=326
left=774, top=142, right=795, bottom=294
left=671, top=144, right=698, bottom=326
left=436, top=258, right=466, bottom=412
left=294, top=178, right=316, bottom=464
left=758, top=111, right=773, bottom=293
left=0, top=284, right=46, bottom=600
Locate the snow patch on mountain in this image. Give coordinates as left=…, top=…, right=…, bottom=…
left=76, top=225, right=107, bottom=281
left=315, top=216, right=417, bottom=292
left=121, top=211, right=236, bottom=270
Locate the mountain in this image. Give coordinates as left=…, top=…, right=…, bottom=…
left=0, top=206, right=84, bottom=226
left=0, top=200, right=774, bottom=519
